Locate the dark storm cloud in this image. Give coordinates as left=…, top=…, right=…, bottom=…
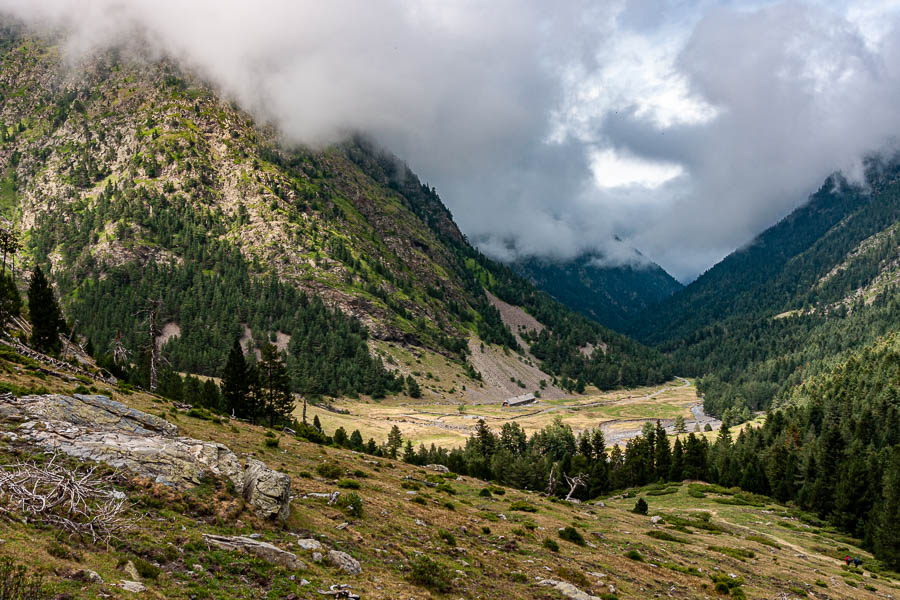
left=1, top=0, right=899, bottom=281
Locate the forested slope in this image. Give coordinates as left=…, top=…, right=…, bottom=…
left=0, top=30, right=670, bottom=395
left=630, top=158, right=900, bottom=420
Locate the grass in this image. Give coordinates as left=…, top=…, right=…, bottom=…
left=0, top=347, right=887, bottom=599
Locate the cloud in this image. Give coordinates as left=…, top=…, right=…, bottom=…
left=1, top=0, right=899, bottom=282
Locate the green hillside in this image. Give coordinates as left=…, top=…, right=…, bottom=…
left=512, top=250, right=683, bottom=331
left=0, top=31, right=670, bottom=395
left=629, top=159, right=900, bottom=420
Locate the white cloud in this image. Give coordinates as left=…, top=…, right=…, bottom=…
left=1, top=0, right=900, bottom=282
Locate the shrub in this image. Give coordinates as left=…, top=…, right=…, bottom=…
left=263, top=437, right=279, bottom=448
left=509, top=572, right=528, bottom=583
left=316, top=463, right=343, bottom=479
left=489, top=487, right=506, bottom=495
left=411, top=496, right=427, bottom=505
left=337, top=492, right=363, bottom=517
left=437, top=529, right=456, bottom=546
left=624, top=549, right=643, bottom=561
left=133, top=557, right=160, bottom=580
left=523, top=521, right=537, bottom=531
left=337, top=479, right=360, bottom=489
left=435, top=483, right=456, bottom=495
left=0, top=557, right=48, bottom=599
left=559, top=526, right=585, bottom=546
left=443, top=501, right=455, bottom=510
left=352, top=469, right=368, bottom=478
left=708, top=546, right=755, bottom=560
left=632, top=497, right=648, bottom=515
left=401, top=481, right=421, bottom=490
left=646, top=530, right=690, bottom=544
left=543, top=538, right=560, bottom=552
left=479, top=488, right=492, bottom=497
left=509, top=500, right=538, bottom=512
left=481, top=526, right=491, bottom=534
left=408, top=555, right=452, bottom=592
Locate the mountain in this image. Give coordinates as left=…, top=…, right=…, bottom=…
left=0, top=29, right=670, bottom=396
left=512, top=249, right=682, bottom=331
left=629, top=158, right=900, bottom=421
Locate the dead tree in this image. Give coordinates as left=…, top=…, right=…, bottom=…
left=111, top=330, right=130, bottom=367
left=547, top=462, right=559, bottom=496
left=136, top=299, right=164, bottom=392
left=564, top=473, right=588, bottom=502
left=61, top=319, right=78, bottom=361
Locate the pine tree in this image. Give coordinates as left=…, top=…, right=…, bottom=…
left=0, top=272, right=21, bottom=333
left=669, top=437, right=684, bottom=481
left=313, top=414, right=322, bottom=432
left=222, top=339, right=251, bottom=418
left=349, top=429, right=364, bottom=450
left=258, top=343, right=293, bottom=426
left=874, top=447, right=900, bottom=569
left=654, top=420, right=671, bottom=481
left=28, top=265, right=63, bottom=353
left=403, top=440, right=415, bottom=463
left=387, top=425, right=403, bottom=459
left=406, top=375, right=422, bottom=398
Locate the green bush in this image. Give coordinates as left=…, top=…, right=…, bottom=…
left=632, top=497, right=648, bottom=515
left=133, top=557, right=161, bottom=580
left=435, top=483, right=456, bottom=495
left=263, top=437, right=279, bottom=448
left=411, top=496, right=427, bottom=505
left=509, top=572, right=528, bottom=583
left=337, top=491, right=363, bottom=517
left=481, top=526, right=491, bottom=534
left=646, top=530, right=690, bottom=543
left=624, top=549, right=643, bottom=561
left=0, top=557, right=49, bottom=599
left=437, top=529, right=456, bottom=546
left=316, top=463, right=343, bottom=479
left=542, top=538, right=559, bottom=552
left=479, top=488, right=492, bottom=497
left=401, top=480, right=421, bottom=490
left=558, top=526, right=585, bottom=546
left=408, top=555, right=452, bottom=592
left=337, top=479, right=360, bottom=489
left=708, top=546, right=755, bottom=560
left=509, top=500, right=538, bottom=512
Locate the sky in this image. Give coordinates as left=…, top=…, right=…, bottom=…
left=2, top=1, right=900, bottom=281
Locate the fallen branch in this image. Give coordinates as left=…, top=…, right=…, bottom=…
left=0, top=454, right=131, bottom=544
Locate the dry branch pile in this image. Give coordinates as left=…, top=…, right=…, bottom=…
left=0, top=454, right=130, bottom=543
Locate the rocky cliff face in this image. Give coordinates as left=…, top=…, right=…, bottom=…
left=0, top=393, right=291, bottom=520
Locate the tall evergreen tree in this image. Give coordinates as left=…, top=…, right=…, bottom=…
left=654, top=420, right=671, bottom=481
left=28, top=265, right=63, bottom=353
left=874, top=447, right=900, bottom=569
left=258, top=343, right=293, bottom=426
left=0, top=272, right=21, bottom=333
left=222, top=339, right=251, bottom=418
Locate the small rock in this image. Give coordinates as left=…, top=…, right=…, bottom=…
left=248, top=533, right=262, bottom=539
left=425, top=464, right=449, bottom=473
left=327, top=550, right=362, bottom=575
left=300, top=578, right=310, bottom=586
left=312, top=552, right=324, bottom=563
left=71, top=569, right=104, bottom=584
left=650, top=516, right=662, bottom=524
left=122, top=561, right=141, bottom=581
left=202, top=534, right=304, bottom=570
left=296, top=538, right=322, bottom=551
left=191, top=564, right=204, bottom=572
left=121, top=580, right=146, bottom=593
left=415, top=519, right=426, bottom=527
left=336, top=522, right=349, bottom=530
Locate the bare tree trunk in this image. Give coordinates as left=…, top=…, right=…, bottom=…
left=302, top=396, right=307, bottom=425
left=148, top=300, right=161, bottom=392
left=564, top=473, right=587, bottom=502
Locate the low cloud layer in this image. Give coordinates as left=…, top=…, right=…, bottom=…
left=1, top=1, right=899, bottom=281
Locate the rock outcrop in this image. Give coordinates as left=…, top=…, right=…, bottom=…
left=0, top=394, right=291, bottom=520
left=202, top=534, right=304, bottom=570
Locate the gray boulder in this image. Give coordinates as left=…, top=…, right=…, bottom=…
left=0, top=394, right=291, bottom=520
left=202, top=534, right=304, bottom=570
left=537, top=579, right=601, bottom=600
left=327, top=550, right=361, bottom=575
